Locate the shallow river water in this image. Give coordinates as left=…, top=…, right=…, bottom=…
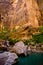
left=14, top=53, right=43, bottom=65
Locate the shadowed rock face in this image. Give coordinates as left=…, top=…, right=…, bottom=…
left=0, top=0, right=14, bottom=28
left=0, top=0, right=14, bottom=15
left=0, top=0, right=41, bottom=30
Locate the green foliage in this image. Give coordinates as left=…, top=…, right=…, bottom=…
left=0, top=26, right=43, bottom=45
left=23, top=40, right=30, bottom=45
left=0, top=26, right=20, bottom=45
left=32, top=33, right=43, bottom=43
left=39, top=26, right=43, bottom=33
left=8, top=38, right=20, bottom=45
left=0, top=26, right=10, bottom=40
left=23, top=39, right=33, bottom=45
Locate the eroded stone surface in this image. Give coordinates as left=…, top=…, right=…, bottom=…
left=0, top=0, right=41, bottom=30
left=11, top=41, right=27, bottom=56
left=0, top=52, right=18, bottom=65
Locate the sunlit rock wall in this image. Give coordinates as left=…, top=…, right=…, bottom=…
left=0, top=0, right=41, bottom=30
left=37, top=0, right=43, bottom=25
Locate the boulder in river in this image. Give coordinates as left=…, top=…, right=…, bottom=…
left=11, top=41, right=27, bottom=56
left=0, top=52, right=18, bottom=65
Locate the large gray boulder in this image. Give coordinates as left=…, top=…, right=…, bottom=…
left=11, top=41, right=27, bottom=56
left=0, top=52, right=8, bottom=65
left=0, top=52, right=18, bottom=65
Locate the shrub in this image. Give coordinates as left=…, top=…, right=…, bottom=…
left=39, top=26, right=43, bottom=33
left=8, top=38, right=20, bottom=45
left=0, top=27, right=10, bottom=40
left=23, top=39, right=33, bottom=45
left=32, top=33, right=43, bottom=43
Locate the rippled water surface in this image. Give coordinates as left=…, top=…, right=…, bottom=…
left=14, top=53, right=43, bottom=65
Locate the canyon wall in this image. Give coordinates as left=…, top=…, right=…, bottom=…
left=0, top=0, right=41, bottom=30
left=37, top=0, right=43, bottom=25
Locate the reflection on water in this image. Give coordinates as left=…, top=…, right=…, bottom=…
left=14, top=53, right=43, bottom=65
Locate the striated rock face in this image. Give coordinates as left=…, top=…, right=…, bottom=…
left=10, top=0, right=40, bottom=28
left=0, top=0, right=14, bottom=29
left=37, top=0, right=43, bottom=25
left=0, top=0, right=40, bottom=30
left=24, top=0, right=40, bottom=27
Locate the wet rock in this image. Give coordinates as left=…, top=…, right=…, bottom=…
left=0, top=52, right=18, bottom=65
left=11, top=41, right=27, bottom=56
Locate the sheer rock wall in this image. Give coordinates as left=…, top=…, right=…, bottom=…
left=0, top=0, right=41, bottom=30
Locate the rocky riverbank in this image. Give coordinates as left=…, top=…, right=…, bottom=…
left=0, top=52, right=18, bottom=65
left=0, top=41, right=43, bottom=65
left=10, top=41, right=43, bottom=55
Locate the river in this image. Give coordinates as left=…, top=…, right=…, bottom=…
left=14, top=53, right=43, bottom=65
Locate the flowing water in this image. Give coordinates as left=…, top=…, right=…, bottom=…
left=14, top=53, right=43, bottom=65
